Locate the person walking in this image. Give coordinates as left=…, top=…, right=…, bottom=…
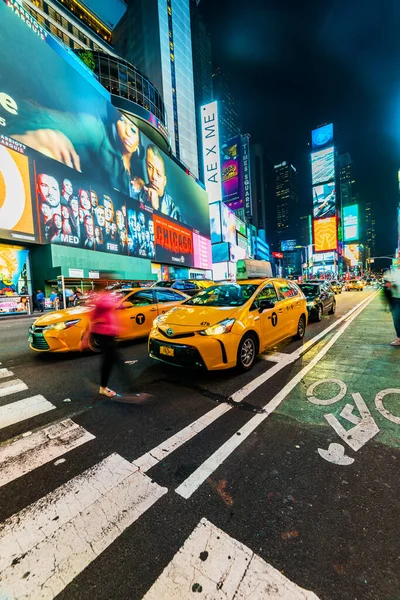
left=386, top=268, right=400, bottom=346
left=90, top=292, right=150, bottom=400
left=36, top=289, right=45, bottom=312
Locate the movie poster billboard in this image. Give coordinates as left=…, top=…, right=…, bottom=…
left=0, top=3, right=210, bottom=266
left=312, top=182, right=336, bottom=219
left=313, top=216, right=338, bottom=252
left=221, top=136, right=242, bottom=209
left=311, top=146, right=335, bottom=186
left=343, top=204, right=359, bottom=242
left=0, top=144, right=36, bottom=243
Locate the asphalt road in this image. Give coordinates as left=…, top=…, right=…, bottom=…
left=0, top=287, right=399, bottom=600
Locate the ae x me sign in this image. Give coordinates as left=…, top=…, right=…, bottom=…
left=201, top=102, right=222, bottom=203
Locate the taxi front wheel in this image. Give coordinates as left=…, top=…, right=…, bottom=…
left=237, top=333, right=258, bottom=372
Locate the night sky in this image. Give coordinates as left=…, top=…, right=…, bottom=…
left=201, top=0, right=400, bottom=260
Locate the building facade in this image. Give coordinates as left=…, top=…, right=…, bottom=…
left=338, top=153, right=356, bottom=208
left=250, top=144, right=267, bottom=234
left=212, top=66, right=241, bottom=144
left=274, top=161, right=299, bottom=246
left=113, top=0, right=199, bottom=177
left=365, top=200, right=377, bottom=258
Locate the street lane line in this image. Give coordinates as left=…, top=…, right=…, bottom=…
left=0, top=369, right=13, bottom=379
left=176, top=290, right=378, bottom=499
left=133, top=403, right=231, bottom=472
left=0, top=379, right=27, bottom=398
left=231, top=290, right=380, bottom=403
left=0, top=395, right=56, bottom=430
left=143, top=517, right=320, bottom=599
left=0, top=453, right=167, bottom=598
left=0, top=419, right=95, bottom=488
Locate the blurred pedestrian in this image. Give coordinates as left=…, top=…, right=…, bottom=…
left=387, top=269, right=400, bottom=346
left=90, top=292, right=149, bottom=400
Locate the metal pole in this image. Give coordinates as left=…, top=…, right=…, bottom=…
left=61, top=275, right=66, bottom=311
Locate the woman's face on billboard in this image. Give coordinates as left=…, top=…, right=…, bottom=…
left=116, top=116, right=139, bottom=154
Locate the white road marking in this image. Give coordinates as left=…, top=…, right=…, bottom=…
left=0, top=368, right=13, bottom=379
left=317, top=443, right=355, bottom=466
left=0, top=419, right=95, bottom=488
left=133, top=403, right=231, bottom=472
left=261, top=351, right=293, bottom=363
left=0, top=453, right=167, bottom=599
left=143, top=518, right=320, bottom=599
left=0, top=379, right=28, bottom=398
left=230, top=290, right=380, bottom=403
left=0, top=395, right=56, bottom=430
left=176, top=290, right=378, bottom=499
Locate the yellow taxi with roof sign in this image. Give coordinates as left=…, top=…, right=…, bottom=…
left=148, top=273, right=308, bottom=371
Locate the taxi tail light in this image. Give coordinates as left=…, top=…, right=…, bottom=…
left=199, top=318, right=236, bottom=336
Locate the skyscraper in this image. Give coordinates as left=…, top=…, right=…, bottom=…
left=274, top=161, right=299, bottom=245
left=365, top=200, right=377, bottom=257
left=190, top=0, right=213, bottom=182
left=114, top=0, right=199, bottom=177
left=338, top=153, right=356, bottom=207
left=212, top=66, right=242, bottom=144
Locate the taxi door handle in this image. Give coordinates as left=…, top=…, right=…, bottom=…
left=150, top=308, right=157, bottom=312
left=278, top=309, right=284, bottom=314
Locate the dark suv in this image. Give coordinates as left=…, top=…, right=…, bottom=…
left=298, top=282, right=336, bottom=321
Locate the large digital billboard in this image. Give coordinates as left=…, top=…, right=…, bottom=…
left=201, top=102, right=222, bottom=204
left=0, top=3, right=210, bottom=267
left=0, top=145, right=36, bottom=242
left=312, top=182, right=336, bottom=219
left=343, top=204, right=359, bottom=242
left=221, top=136, right=242, bottom=210
left=313, top=217, right=337, bottom=252
left=344, top=244, right=361, bottom=267
left=311, top=146, right=335, bottom=186
left=281, top=239, right=297, bottom=252
left=312, top=124, right=334, bottom=150
left=209, top=201, right=236, bottom=245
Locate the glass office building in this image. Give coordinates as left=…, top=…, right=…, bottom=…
left=114, top=0, right=199, bottom=177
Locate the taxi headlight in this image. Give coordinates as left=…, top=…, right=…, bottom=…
left=45, top=319, right=80, bottom=331
left=199, top=318, right=236, bottom=336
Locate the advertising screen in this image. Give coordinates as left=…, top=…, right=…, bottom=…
left=230, top=244, right=246, bottom=263
left=0, top=145, right=36, bottom=242
left=312, top=182, right=336, bottom=219
left=201, top=102, right=222, bottom=204
left=221, top=203, right=237, bottom=244
left=235, top=216, right=246, bottom=237
left=0, top=3, right=210, bottom=261
left=344, top=244, right=361, bottom=267
left=281, top=239, right=297, bottom=252
left=210, top=202, right=222, bottom=244
left=212, top=242, right=229, bottom=264
left=312, top=124, right=334, bottom=150
left=212, top=262, right=229, bottom=281
left=193, top=232, right=212, bottom=270
left=0, top=244, right=29, bottom=290
left=312, top=251, right=335, bottom=264
left=311, top=146, right=335, bottom=186
left=153, top=214, right=194, bottom=267
left=313, top=217, right=337, bottom=252
left=222, top=136, right=242, bottom=209
left=343, top=204, right=359, bottom=242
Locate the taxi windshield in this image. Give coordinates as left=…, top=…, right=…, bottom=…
left=184, top=284, right=259, bottom=307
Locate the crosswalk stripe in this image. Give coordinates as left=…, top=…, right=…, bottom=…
left=0, top=419, right=95, bottom=488
left=0, top=395, right=56, bottom=430
left=0, top=453, right=167, bottom=599
left=143, top=518, right=320, bottom=599
left=0, top=368, right=13, bottom=379
left=0, top=379, right=28, bottom=398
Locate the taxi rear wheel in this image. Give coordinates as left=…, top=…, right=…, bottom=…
left=295, top=315, right=306, bottom=340
left=237, top=333, right=258, bottom=371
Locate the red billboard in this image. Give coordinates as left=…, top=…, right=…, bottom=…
left=153, top=214, right=194, bottom=267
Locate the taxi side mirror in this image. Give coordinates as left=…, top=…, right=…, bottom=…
left=259, top=299, right=275, bottom=313
left=119, top=301, right=133, bottom=309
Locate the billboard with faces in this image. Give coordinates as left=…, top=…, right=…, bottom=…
left=0, top=3, right=209, bottom=265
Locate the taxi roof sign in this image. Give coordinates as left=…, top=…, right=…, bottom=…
left=236, top=259, right=273, bottom=280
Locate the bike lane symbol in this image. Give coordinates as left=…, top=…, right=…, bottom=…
left=306, top=379, right=400, bottom=466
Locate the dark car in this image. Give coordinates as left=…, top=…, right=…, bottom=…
left=298, top=283, right=336, bottom=321
left=151, top=279, right=213, bottom=297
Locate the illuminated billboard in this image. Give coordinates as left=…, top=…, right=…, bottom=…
left=0, top=3, right=210, bottom=268
left=344, top=244, right=361, bottom=267
left=313, top=217, right=337, bottom=252
left=222, top=136, right=241, bottom=209
left=212, top=242, right=229, bottom=263
left=281, top=239, right=297, bottom=252
left=343, top=204, right=359, bottom=242
left=311, top=146, right=335, bottom=186
left=312, top=124, right=334, bottom=149
left=209, top=202, right=236, bottom=245
left=201, top=102, right=222, bottom=203
left=312, top=251, right=335, bottom=264
left=0, top=145, right=36, bottom=242
left=312, top=182, right=336, bottom=219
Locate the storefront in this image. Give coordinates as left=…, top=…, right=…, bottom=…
left=0, top=243, right=33, bottom=315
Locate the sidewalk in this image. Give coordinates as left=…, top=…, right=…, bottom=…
left=277, top=293, right=400, bottom=456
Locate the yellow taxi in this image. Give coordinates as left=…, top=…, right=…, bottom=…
left=29, top=287, right=188, bottom=353
left=148, top=279, right=308, bottom=371
left=345, top=279, right=364, bottom=291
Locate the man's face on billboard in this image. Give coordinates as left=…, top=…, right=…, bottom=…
left=70, top=196, right=79, bottom=216
left=116, top=116, right=140, bottom=154
left=116, top=210, right=124, bottom=230
left=96, top=206, right=106, bottom=227
left=90, top=190, right=98, bottom=208
left=148, top=220, right=154, bottom=235
left=80, top=190, right=90, bottom=211
left=128, top=210, right=136, bottom=232
left=40, top=202, right=52, bottom=221
left=146, top=149, right=166, bottom=197
left=38, top=174, right=60, bottom=208
left=62, top=179, right=73, bottom=197
left=111, top=222, right=117, bottom=236
left=104, top=199, right=114, bottom=222
left=85, top=216, right=94, bottom=237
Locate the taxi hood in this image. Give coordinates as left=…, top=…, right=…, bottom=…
left=33, top=306, right=92, bottom=326
left=162, top=305, right=239, bottom=328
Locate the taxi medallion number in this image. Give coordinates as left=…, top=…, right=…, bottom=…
left=160, top=346, right=174, bottom=357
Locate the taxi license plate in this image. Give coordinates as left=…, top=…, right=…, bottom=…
left=160, top=346, right=174, bottom=357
